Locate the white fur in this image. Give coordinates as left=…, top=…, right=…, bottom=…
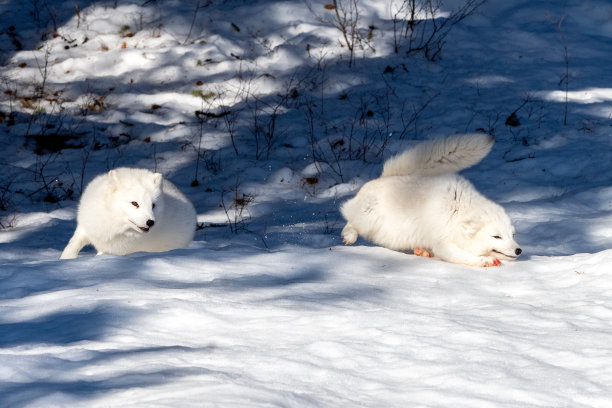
left=341, top=133, right=521, bottom=267
left=60, top=168, right=196, bottom=259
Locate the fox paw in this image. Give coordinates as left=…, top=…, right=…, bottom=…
left=341, top=224, right=358, bottom=245
left=414, top=248, right=433, bottom=258
left=482, top=257, right=501, bottom=267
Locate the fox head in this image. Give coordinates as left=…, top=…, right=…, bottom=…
left=107, top=168, right=163, bottom=233
left=460, top=207, right=522, bottom=263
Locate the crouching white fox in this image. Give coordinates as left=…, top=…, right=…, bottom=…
left=60, top=168, right=196, bottom=259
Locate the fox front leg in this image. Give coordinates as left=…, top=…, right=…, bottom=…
left=433, top=243, right=500, bottom=267
left=59, top=226, right=90, bottom=259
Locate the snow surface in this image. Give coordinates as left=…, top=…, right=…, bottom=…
left=1, top=0, right=611, bottom=406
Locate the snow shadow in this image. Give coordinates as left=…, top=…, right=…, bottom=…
left=0, top=306, right=119, bottom=347
left=264, top=284, right=386, bottom=306
left=129, top=246, right=390, bottom=306
left=204, top=268, right=325, bottom=291
left=0, top=0, right=100, bottom=64
left=145, top=255, right=385, bottom=303
left=0, top=347, right=222, bottom=408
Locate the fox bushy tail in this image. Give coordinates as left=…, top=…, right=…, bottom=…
left=381, top=133, right=495, bottom=177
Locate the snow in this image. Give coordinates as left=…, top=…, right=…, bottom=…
left=1, top=0, right=612, bottom=406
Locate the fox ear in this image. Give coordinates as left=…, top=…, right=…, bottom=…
left=461, top=217, right=481, bottom=238
left=108, top=169, right=121, bottom=188
left=152, top=172, right=163, bottom=186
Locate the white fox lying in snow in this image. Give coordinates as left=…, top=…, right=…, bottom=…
left=340, top=133, right=522, bottom=267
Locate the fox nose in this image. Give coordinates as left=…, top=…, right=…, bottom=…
left=515, top=248, right=522, bottom=256
left=146, top=219, right=155, bottom=228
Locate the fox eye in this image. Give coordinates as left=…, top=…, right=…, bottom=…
left=131, top=201, right=139, bottom=208
left=492, top=235, right=502, bottom=239
left=152, top=203, right=156, bottom=209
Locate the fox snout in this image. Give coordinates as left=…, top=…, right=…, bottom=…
left=146, top=219, right=155, bottom=228
left=130, top=217, right=155, bottom=232
left=140, top=219, right=155, bottom=232
left=515, top=247, right=522, bottom=256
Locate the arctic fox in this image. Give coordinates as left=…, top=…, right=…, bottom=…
left=340, top=133, right=522, bottom=267
left=60, top=168, right=196, bottom=259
